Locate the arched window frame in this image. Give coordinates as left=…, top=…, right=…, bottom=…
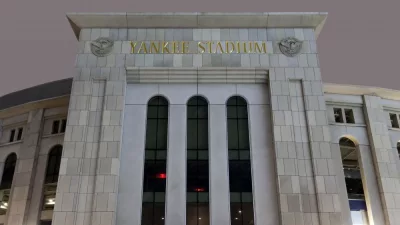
left=226, top=96, right=254, bottom=225
left=0, top=153, right=17, bottom=215
left=141, top=96, right=169, bottom=225
left=186, top=96, right=210, bottom=225
left=339, top=137, right=367, bottom=212
left=42, top=145, right=63, bottom=211
left=45, top=145, right=63, bottom=184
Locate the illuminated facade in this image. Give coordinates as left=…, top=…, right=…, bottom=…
left=0, top=12, right=399, bottom=225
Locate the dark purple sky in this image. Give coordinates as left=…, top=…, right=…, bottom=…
left=0, top=0, right=398, bottom=96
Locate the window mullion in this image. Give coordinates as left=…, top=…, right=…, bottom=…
left=58, top=120, right=62, bottom=133
left=341, top=108, right=346, bottom=123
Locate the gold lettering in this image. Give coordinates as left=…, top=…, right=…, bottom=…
left=226, top=42, right=235, bottom=53
left=242, top=42, right=248, bottom=53
left=251, top=42, right=267, bottom=54
left=262, top=42, right=267, bottom=53
left=236, top=42, right=241, bottom=53
left=248, top=42, right=253, bottom=53
left=171, top=42, right=179, bottom=53
left=129, top=41, right=267, bottom=54
left=216, top=42, right=225, bottom=53
left=150, top=42, right=160, bottom=53
left=137, top=42, right=148, bottom=53
left=182, top=41, right=189, bottom=54
left=254, top=42, right=262, bottom=53
left=130, top=41, right=137, bottom=54
left=198, top=42, right=205, bottom=53
left=162, top=42, right=170, bottom=53
left=207, top=42, right=213, bottom=53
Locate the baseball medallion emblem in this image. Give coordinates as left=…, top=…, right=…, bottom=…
left=90, top=37, right=114, bottom=57
left=278, top=37, right=303, bottom=57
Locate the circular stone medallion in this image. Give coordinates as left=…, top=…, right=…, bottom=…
left=90, top=37, right=114, bottom=57
left=278, top=37, right=303, bottom=57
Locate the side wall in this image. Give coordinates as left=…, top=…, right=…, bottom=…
left=0, top=105, right=68, bottom=225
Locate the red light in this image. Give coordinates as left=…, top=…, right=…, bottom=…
left=156, top=173, right=166, bottom=179
left=194, top=188, right=205, bottom=192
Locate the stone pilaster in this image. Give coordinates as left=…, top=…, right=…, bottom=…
left=116, top=104, right=147, bottom=225
left=165, top=105, right=186, bottom=225
left=268, top=28, right=344, bottom=225
left=209, top=104, right=231, bottom=225
left=6, top=109, right=44, bottom=225
left=363, top=95, right=400, bottom=225
left=26, top=154, right=48, bottom=225
left=52, top=28, right=126, bottom=225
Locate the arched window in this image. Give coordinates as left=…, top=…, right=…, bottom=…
left=186, top=96, right=209, bottom=225
left=142, top=96, right=169, bottom=225
left=339, top=138, right=364, bottom=199
left=0, top=153, right=17, bottom=215
left=226, top=96, right=254, bottom=225
left=339, top=136, right=369, bottom=222
left=42, top=145, right=63, bottom=210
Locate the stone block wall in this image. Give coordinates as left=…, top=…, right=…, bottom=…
left=53, top=26, right=343, bottom=225
left=76, top=27, right=317, bottom=69
left=363, top=96, right=400, bottom=224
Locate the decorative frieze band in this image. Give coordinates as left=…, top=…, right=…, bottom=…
left=125, top=67, right=269, bottom=84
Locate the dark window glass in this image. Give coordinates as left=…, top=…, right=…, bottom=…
left=187, top=96, right=209, bottom=225
left=52, top=120, right=60, bottom=134
left=40, top=221, right=52, bottom=225
left=229, top=161, right=252, bottom=192
left=390, top=113, right=399, bottom=128
left=227, top=96, right=254, bottom=225
left=397, top=142, right=400, bottom=159
left=0, top=153, right=17, bottom=215
left=334, top=108, right=344, bottom=123
left=16, top=128, right=23, bottom=141
left=344, top=109, right=355, bottom=124
left=339, top=137, right=365, bottom=201
left=43, top=145, right=63, bottom=211
left=0, top=153, right=17, bottom=190
left=60, top=119, right=67, bottom=133
left=45, top=145, right=63, bottom=184
left=9, top=129, right=15, bottom=142
left=142, top=96, right=168, bottom=225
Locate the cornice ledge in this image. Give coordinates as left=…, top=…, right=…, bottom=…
left=66, top=12, right=328, bottom=40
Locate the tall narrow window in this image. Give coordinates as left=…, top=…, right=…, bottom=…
left=60, top=119, right=67, bottom=133
left=339, top=137, right=369, bottom=225
left=16, top=128, right=23, bottom=141
left=226, top=96, right=254, bottom=225
left=334, top=108, right=344, bottom=123
left=390, top=113, right=399, bottom=128
left=9, top=129, right=15, bottom=142
left=186, top=96, right=209, bottom=225
left=0, top=153, right=17, bottom=215
left=344, top=109, right=355, bottom=124
left=142, top=96, right=168, bottom=225
left=42, top=145, right=63, bottom=211
left=51, top=120, right=60, bottom=134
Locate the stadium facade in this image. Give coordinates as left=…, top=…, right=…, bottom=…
left=0, top=12, right=399, bottom=225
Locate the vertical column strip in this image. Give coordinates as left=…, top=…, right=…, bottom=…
left=209, top=104, right=230, bottom=225
left=165, top=104, right=186, bottom=225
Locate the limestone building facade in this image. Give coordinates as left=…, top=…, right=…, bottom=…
left=0, top=12, right=399, bottom=225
